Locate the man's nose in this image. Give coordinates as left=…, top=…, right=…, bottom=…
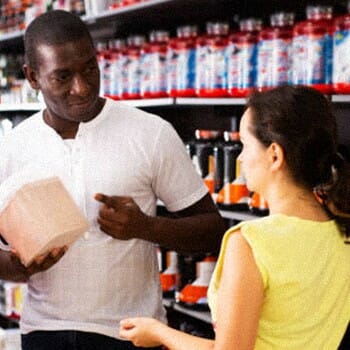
left=70, top=74, right=89, bottom=96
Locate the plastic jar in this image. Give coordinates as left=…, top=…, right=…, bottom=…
left=333, top=1, right=350, bottom=94
left=141, top=30, right=170, bottom=98
left=291, top=5, right=334, bottom=94
left=108, top=39, right=125, bottom=100
left=256, top=12, right=294, bottom=90
left=95, top=41, right=110, bottom=98
left=167, top=25, right=198, bottom=97
left=196, top=21, right=230, bottom=97
left=121, top=35, right=145, bottom=100
left=227, top=18, right=262, bottom=97
left=192, top=130, right=223, bottom=194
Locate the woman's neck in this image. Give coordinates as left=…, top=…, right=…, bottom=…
left=265, top=183, right=330, bottom=222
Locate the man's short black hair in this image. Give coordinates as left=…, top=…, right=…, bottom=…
left=24, top=10, right=94, bottom=69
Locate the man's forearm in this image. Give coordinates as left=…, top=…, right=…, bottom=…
left=140, top=212, right=225, bottom=254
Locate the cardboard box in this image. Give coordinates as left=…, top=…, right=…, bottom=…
left=0, top=177, right=89, bottom=267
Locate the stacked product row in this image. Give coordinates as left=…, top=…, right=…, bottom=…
left=186, top=129, right=269, bottom=215
left=0, top=0, right=86, bottom=34
left=97, top=3, right=350, bottom=101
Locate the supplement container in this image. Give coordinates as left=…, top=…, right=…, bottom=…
left=196, top=21, right=230, bottom=97
left=167, top=25, right=198, bottom=97
left=141, top=30, right=170, bottom=98
left=121, top=35, right=145, bottom=100
left=108, top=38, right=125, bottom=100
left=216, top=132, right=249, bottom=210
left=333, top=1, right=350, bottom=94
left=192, top=130, right=223, bottom=194
left=256, top=12, right=294, bottom=90
left=227, top=18, right=262, bottom=97
left=291, top=5, right=334, bottom=94
left=96, top=41, right=110, bottom=98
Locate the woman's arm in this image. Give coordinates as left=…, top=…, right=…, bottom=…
left=214, top=232, right=264, bottom=350
left=119, top=231, right=264, bottom=350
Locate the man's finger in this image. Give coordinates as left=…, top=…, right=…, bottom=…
left=95, top=193, right=125, bottom=207
left=95, top=193, right=135, bottom=209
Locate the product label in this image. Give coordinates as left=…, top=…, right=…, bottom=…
left=141, top=51, right=168, bottom=95
left=123, top=54, right=141, bottom=95
left=204, top=44, right=227, bottom=89
left=291, top=34, right=332, bottom=85
left=168, top=47, right=196, bottom=91
left=97, top=55, right=110, bottom=96
left=109, top=55, right=123, bottom=97
left=333, top=29, right=350, bottom=84
left=227, top=42, right=257, bottom=89
left=195, top=44, right=208, bottom=90
left=256, top=38, right=292, bottom=88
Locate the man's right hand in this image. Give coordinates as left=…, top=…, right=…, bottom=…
left=10, top=246, right=68, bottom=282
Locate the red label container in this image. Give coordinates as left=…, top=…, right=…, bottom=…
left=121, top=35, right=145, bottom=100
left=256, top=12, right=294, bottom=90
left=333, top=2, right=350, bottom=94
left=227, top=18, right=262, bottom=97
left=196, top=21, right=230, bottom=97
left=107, top=39, right=125, bottom=100
left=141, top=30, right=170, bottom=99
left=291, top=5, right=334, bottom=94
left=168, top=25, right=198, bottom=97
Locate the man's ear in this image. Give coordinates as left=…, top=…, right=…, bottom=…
left=23, top=64, right=40, bottom=90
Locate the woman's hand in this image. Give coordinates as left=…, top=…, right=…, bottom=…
left=119, top=317, right=164, bottom=348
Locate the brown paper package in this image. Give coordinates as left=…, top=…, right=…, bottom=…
left=0, top=177, right=89, bottom=267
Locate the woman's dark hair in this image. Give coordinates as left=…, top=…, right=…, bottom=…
left=247, top=85, right=350, bottom=238
left=24, top=10, right=94, bottom=69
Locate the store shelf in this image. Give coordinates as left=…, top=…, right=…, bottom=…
left=0, top=98, right=247, bottom=112
left=173, top=303, right=212, bottom=324
left=84, top=0, right=235, bottom=29
left=85, top=0, right=177, bottom=22
left=176, top=97, right=247, bottom=106
left=121, top=98, right=174, bottom=107
left=219, top=210, right=259, bottom=221
left=332, top=95, right=350, bottom=103
left=0, top=103, right=44, bottom=112
left=163, top=297, right=212, bottom=324
left=0, top=30, right=24, bottom=43
left=6, top=95, right=350, bottom=111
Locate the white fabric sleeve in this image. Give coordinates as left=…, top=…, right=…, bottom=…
left=150, top=121, right=208, bottom=212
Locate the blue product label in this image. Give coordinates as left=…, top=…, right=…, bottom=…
left=124, top=55, right=141, bottom=95
left=169, top=48, right=196, bottom=91
left=109, top=57, right=122, bottom=96
left=142, top=51, right=168, bottom=94
left=333, top=29, right=350, bottom=84
left=195, top=45, right=208, bottom=90
left=257, top=38, right=291, bottom=88
left=291, top=34, right=332, bottom=85
left=227, top=42, right=257, bottom=89
left=206, top=44, right=227, bottom=89
left=140, top=53, right=153, bottom=94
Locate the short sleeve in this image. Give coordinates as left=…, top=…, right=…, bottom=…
left=150, top=121, right=208, bottom=212
left=241, top=225, right=270, bottom=289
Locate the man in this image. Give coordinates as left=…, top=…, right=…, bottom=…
left=0, top=10, right=225, bottom=350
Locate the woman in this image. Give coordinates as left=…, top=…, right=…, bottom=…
left=119, top=86, right=350, bottom=349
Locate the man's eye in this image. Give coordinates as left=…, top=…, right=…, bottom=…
left=54, top=74, right=71, bottom=82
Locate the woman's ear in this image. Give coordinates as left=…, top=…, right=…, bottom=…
left=23, top=64, right=40, bottom=90
left=268, top=142, right=285, bottom=171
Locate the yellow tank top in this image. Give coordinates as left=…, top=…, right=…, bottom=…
left=208, top=214, right=350, bottom=349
